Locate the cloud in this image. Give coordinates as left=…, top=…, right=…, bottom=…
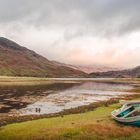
left=0, top=0, right=140, bottom=67
left=1, top=0, right=140, bottom=35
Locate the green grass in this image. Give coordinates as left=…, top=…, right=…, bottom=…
left=0, top=76, right=58, bottom=86
left=0, top=76, right=139, bottom=86
left=0, top=103, right=140, bottom=140
left=0, top=76, right=81, bottom=86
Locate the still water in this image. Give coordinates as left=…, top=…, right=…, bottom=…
left=19, top=81, right=133, bottom=115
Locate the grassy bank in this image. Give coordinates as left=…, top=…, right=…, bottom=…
left=1, top=102, right=140, bottom=140
left=0, top=76, right=50, bottom=86
left=0, top=76, right=139, bottom=86
left=0, top=94, right=139, bottom=127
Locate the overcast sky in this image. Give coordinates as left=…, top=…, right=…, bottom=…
left=0, top=0, right=140, bottom=68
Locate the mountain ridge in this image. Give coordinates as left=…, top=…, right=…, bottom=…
left=89, top=65, right=140, bottom=78
left=0, top=37, right=86, bottom=78
left=51, top=60, right=122, bottom=74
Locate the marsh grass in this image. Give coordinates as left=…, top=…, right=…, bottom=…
left=1, top=94, right=140, bottom=127
left=1, top=103, right=140, bottom=140
left=0, top=76, right=139, bottom=86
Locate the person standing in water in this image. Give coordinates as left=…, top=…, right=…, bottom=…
left=39, top=108, right=41, bottom=113
left=35, top=108, right=38, bottom=113
left=35, top=108, right=41, bottom=113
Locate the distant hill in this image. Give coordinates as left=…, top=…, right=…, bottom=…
left=0, top=37, right=86, bottom=77
left=51, top=61, right=120, bottom=74
left=89, top=65, right=140, bottom=78
left=67, top=65, right=121, bottom=74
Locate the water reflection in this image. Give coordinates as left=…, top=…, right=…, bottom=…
left=19, top=82, right=133, bottom=115
left=0, top=82, right=79, bottom=113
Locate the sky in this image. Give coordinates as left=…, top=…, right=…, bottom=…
left=0, top=0, right=140, bottom=68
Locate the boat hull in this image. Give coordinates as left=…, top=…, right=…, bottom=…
left=112, top=111, right=140, bottom=126
left=111, top=101, right=140, bottom=126
left=115, top=119, right=140, bottom=126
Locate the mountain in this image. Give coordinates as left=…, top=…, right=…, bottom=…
left=89, top=65, right=140, bottom=78
left=66, top=65, right=121, bottom=74
left=0, top=37, right=86, bottom=77
left=51, top=61, right=120, bottom=74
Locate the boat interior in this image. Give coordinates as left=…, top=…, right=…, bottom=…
left=114, top=101, right=140, bottom=118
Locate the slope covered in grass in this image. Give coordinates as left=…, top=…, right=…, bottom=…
left=0, top=37, right=86, bottom=78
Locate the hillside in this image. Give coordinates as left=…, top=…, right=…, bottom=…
left=67, top=65, right=121, bottom=74
left=51, top=61, right=121, bottom=74
left=0, top=37, right=86, bottom=77
left=89, top=65, right=140, bottom=78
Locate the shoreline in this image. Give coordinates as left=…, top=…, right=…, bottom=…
left=1, top=93, right=140, bottom=127
left=0, top=77, right=139, bottom=127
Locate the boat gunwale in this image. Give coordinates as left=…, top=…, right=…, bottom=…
left=111, top=101, right=140, bottom=123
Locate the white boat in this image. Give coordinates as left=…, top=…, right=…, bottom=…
left=111, top=101, right=140, bottom=126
